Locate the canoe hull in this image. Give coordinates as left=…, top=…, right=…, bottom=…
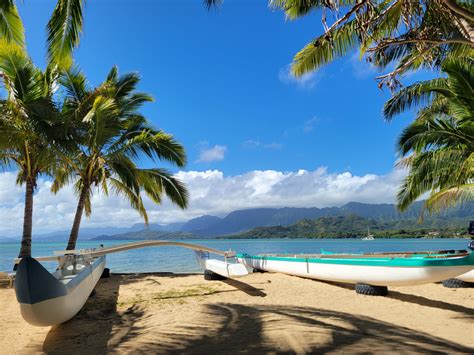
left=238, top=255, right=474, bottom=286
left=15, top=256, right=105, bottom=327
left=195, top=251, right=252, bottom=278
left=455, top=269, right=474, bottom=282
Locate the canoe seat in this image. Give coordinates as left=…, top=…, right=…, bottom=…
left=0, top=272, right=14, bottom=288
left=59, top=275, right=76, bottom=285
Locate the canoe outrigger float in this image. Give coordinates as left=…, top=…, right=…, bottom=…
left=13, top=241, right=246, bottom=327
left=237, top=249, right=474, bottom=289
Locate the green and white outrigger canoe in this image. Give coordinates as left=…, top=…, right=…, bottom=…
left=237, top=250, right=474, bottom=287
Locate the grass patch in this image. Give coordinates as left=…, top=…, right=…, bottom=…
left=118, top=285, right=221, bottom=307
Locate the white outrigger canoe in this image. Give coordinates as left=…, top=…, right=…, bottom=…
left=14, top=253, right=105, bottom=327
left=13, top=241, right=247, bottom=327
left=237, top=250, right=474, bottom=287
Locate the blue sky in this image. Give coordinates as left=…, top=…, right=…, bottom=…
left=18, top=0, right=416, bottom=176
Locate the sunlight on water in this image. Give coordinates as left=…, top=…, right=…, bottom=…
left=1, top=238, right=470, bottom=273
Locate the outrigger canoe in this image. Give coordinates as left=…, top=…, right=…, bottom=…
left=237, top=250, right=474, bottom=287
left=14, top=253, right=105, bottom=327
left=12, top=241, right=242, bottom=326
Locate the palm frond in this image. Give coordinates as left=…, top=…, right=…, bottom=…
left=138, top=168, right=189, bottom=209
left=109, top=177, right=148, bottom=224
left=47, top=0, right=85, bottom=68
left=383, top=78, right=450, bottom=121
left=292, top=20, right=359, bottom=77
left=0, top=0, right=24, bottom=45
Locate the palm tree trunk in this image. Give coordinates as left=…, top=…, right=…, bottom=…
left=66, top=187, right=88, bottom=250
left=18, top=178, right=35, bottom=258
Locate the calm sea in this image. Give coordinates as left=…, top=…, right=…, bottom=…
left=1, top=238, right=471, bottom=273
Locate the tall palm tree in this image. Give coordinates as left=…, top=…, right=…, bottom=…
left=0, top=41, right=63, bottom=257
left=54, top=66, right=189, bottom=250
left=0, top=0, right=83, bottom=259
left=383, top=57, right=473, bottom=214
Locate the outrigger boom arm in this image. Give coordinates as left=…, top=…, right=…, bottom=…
left=14, top=240, right=235, bottom=264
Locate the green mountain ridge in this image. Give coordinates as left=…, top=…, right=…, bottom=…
left=225, top=214, right=472, bottom=239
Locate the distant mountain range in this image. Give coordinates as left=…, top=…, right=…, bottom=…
left=227, top=214, right=471, bottom=239
left=2, top=201, right=473, bottom=242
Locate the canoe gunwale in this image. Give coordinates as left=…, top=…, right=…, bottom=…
left=15, top=255, right=106, bottom=305
left=236, top=251, right=474, bottom=268
left=64, top=255, right=106, bottom=293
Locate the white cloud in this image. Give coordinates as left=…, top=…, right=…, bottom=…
left=0, top=168, right=407, bottom=237
left=196, top=144, right=227, bottom=163
left=278, top=64, right=321, bottom=89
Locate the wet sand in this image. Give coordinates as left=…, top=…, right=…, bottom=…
left=1, top=272, right=473, bottom=354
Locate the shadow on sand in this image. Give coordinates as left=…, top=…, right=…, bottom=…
left=41, top=275, right=473, bottom=354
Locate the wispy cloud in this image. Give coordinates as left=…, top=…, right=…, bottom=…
left=303, top=117, right=319, bottom=133
left=242, top=140, right=262, bottom=149
left=197, top=144, right=227, bottom=163
left=349, top=51, right=378, bottom=79
left=278, top=64, right=321, bottom=90
left=242, top=140, right=282, bottom=150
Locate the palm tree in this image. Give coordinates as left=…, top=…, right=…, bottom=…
left=0, top=0, right=83, bottom=259
left=0, top=42, right=63, bottom=257
left=383, top=57, right=473, bottom=214
left=54, top=66, right=189, bottom=250
left=270, top=0, right=474, bottom=89
left=0, top=0, right=84, bottom=69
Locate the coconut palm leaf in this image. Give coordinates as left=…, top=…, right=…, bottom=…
left=292, top=19, right=359, bottom=77
left=271, top=0, right=474, bottom=88
left=0, top=0, right=24, bottom=45
left=47, top=0, right=85, bottom=68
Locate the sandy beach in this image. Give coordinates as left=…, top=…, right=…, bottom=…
left=1, top=272, right=473, bottom=354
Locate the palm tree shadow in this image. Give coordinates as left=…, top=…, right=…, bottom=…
left=133, top=303, right=473, bottom=353
left=42, top=275, right=147, bottom=354
left=40, top=276, right=473, bottom=353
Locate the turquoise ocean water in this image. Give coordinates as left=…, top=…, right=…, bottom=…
left=1, top=238, right=471, bottom=273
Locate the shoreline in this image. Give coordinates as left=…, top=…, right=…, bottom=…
left=1, top=272, right=472, bottom=353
